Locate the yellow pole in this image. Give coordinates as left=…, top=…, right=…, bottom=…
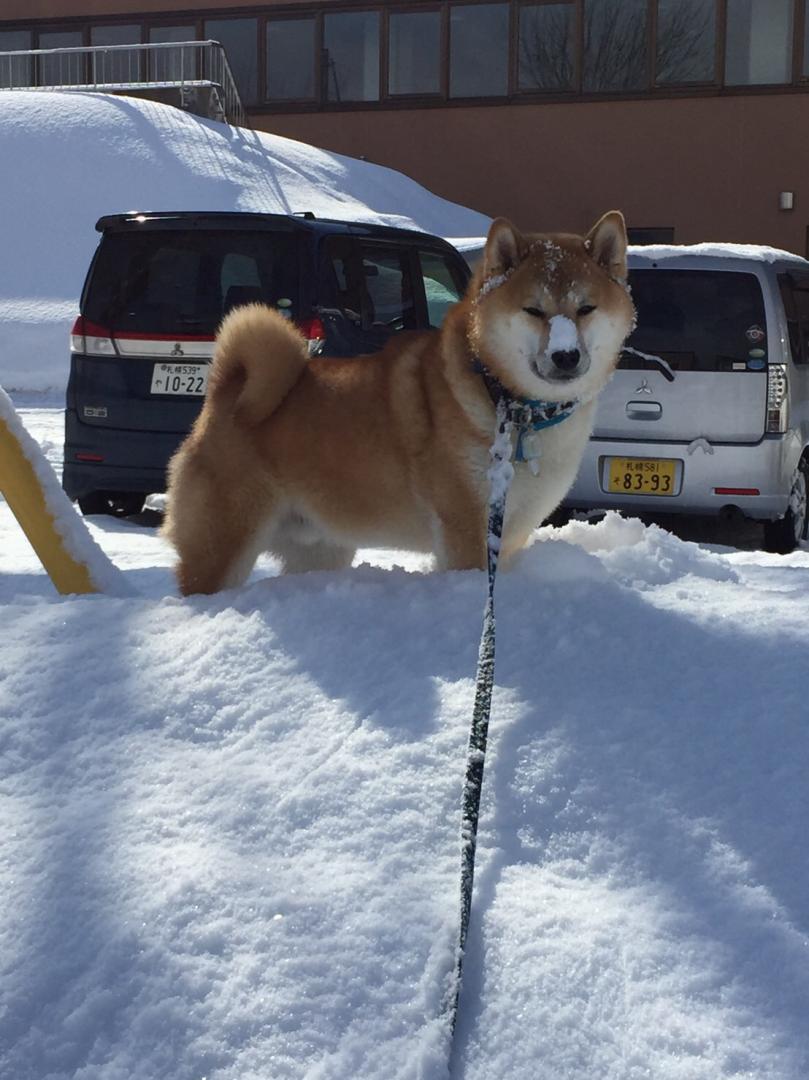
left=0, top=413, right=99, bottom=595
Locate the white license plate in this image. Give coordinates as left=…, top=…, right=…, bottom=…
left=150, top=362, right=209, bottom=396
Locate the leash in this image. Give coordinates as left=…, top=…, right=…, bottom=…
left=443, top=368, right=579, bottom=1046
left=443, top=393, right=512, bottom=1038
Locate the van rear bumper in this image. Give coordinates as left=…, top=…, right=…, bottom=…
left=62, top=409, right=186, bottom=500
left=564, top=433, right=800, bottom=521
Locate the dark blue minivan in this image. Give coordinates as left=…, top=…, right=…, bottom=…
left=64, top=211, right=470, bottom=515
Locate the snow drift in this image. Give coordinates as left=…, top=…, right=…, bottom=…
left=0, top=90, right=490, bottom=392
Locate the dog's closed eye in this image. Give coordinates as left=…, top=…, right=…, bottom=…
left=522, top=306, right=545, bottom=319
left=577, top=304, right=597, bottom=316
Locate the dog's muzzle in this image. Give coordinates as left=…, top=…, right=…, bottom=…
left=533, top=349, right=590, bottom=382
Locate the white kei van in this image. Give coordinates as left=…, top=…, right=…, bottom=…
left=564, top=244, right=809, bottom=552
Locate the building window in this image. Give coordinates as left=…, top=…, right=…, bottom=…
left=38, top=29, right=84, bottom=86
left=519, top=3, right=576, bottom=92
left=583, top=0, right=648, bottom=92
left=388, top=10, right=441, bottom=96
left=323, top=11, right=380, bottom=102
left=91, top=25, right=142, bottom=84
left=0, top=29, right=33, bottom=87
left=204, top=17, right=259, bottom=104
left=725, top=0, right=794, bottom=85
left=656, top=0, right=716, bottom=83
left=267, top=19, right=316, bottom=100
left=149, top=25, right=197, bottom=82
left=450, top=3, right=509, bottom=98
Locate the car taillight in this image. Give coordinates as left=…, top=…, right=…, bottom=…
left=766, top=363, right=789, bottom=434
left=70, top=316, right=116, bottom=357
left=297, top=316, right=326, bottom=357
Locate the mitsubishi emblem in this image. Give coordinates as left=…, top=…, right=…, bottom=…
left=635, top=377, right=653, bottom=395
left=171, top=342, right=185, bottom=357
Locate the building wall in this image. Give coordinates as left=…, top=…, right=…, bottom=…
left=2, top=1, right=807, bottom=252
left=259, top=93, right=808, bottom=251
left=0, top=1, right=288, bottom=16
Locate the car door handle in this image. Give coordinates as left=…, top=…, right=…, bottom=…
left=625, top=401, right=662, bottom=420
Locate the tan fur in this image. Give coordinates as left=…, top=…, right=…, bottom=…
left=163, top=213, right=636, bottom=594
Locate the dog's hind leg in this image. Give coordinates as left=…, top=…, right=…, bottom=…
left=165, top=470, right=276, bottom=595
left=174, top=506, right=272, bottom=595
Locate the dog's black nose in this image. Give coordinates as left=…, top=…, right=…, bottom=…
left=551, top=349, right=580, bottom=372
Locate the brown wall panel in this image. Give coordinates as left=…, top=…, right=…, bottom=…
left=258, top=95, right=809, bottom=254
left=0, top=0, right=308, bottom=18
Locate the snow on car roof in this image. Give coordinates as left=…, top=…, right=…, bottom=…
left=629, top=242, right=808, bottom=265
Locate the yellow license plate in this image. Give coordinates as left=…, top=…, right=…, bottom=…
left=606, top=457, right=677, bottom=496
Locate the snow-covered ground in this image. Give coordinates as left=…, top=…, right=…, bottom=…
left=4, top=393, right=809, bottom=1080
left=3, top=91, right=809, bottom=1079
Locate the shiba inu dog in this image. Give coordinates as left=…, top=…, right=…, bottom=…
left=163, top=212, right=635, bottom=594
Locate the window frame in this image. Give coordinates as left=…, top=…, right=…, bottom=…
left=448, top=1, right=512, bottom=100
left=652, top=0, right=720, bottom=88
left=321, top=7, right=383, bottom=105
left=384, top=4, right=445, bottom=101
left=516, top=1, right=579, bottom=95
left=723, top=0, right=796, bottom=89
left=4, top=0, right=809, bottom=114
left=264, top=14, right=319, bottom=105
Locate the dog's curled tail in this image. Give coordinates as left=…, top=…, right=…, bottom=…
left=208, top=303, right=309, bottom=427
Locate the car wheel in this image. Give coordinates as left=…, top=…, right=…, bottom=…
left=763, top=459, right=809, bottom=554
left=77, top=491, right=144, bottom=518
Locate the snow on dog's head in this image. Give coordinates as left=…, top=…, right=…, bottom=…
left=471, top=212, right=636, bottom=404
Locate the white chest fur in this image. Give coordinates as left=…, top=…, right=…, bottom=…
left=501, top=400, right=596, bottom=536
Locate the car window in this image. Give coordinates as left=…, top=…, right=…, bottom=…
left=779, top=272, right=809, bottom=366
left=620, top=269, right=767, bottom=373
left=419, top=249, right=465, bottom=327
left=85, top=230, right=299, bottom=335
left=362, top=248, right=417, bottom=329
left=324, top=238, right=417, bottom=331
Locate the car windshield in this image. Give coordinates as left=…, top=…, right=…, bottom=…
left=619, top=269, right=767, bottom=374
left=85, top=229, right=299, bottom=336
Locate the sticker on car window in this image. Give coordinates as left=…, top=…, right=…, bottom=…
left=745, top=324, right=765, bottom=344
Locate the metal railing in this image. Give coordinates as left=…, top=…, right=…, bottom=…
left=0, top=40, right=245, bottom=127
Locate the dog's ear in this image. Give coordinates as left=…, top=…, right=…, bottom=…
left=482, top=218, right=528, bottom=281
left=586, top=211, right=628, bottom=282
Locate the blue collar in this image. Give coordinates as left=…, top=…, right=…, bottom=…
left=472, top=359, right=578, bottom=462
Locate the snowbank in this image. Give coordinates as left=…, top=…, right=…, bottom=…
left=0, top=91, right=490, bottom=393
left=3, top=461, right=809, bottom=1078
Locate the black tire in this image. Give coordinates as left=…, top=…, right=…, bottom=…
left=77, top=491, right=144, bottom=518
left=763, top=459, right=809, bottom=554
